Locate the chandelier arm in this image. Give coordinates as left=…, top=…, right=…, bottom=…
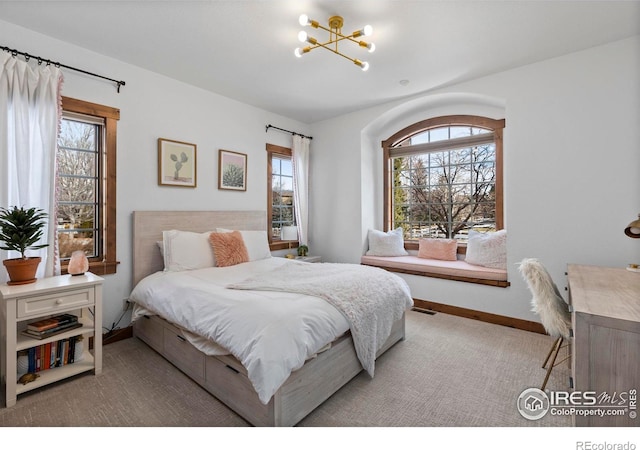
left=311, top=22, right=349, bottom=38
left=345, top=36, right=371, bottom=46
left=311, top=42, right=358, bottom=63
left=306, top=34, right=356, bottom=52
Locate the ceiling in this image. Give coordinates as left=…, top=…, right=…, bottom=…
left=1, top=1, right=639, bottom=123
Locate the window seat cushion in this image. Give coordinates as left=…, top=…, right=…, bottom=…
left=361, top=255, right=509, bottom=287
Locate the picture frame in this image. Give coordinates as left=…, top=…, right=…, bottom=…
left=158, top=138, right=197, bottom=188
left=218, top=149, right=247, bottom=191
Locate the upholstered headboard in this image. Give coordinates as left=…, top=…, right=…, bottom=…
left=132, top=210, right=267, bottom=286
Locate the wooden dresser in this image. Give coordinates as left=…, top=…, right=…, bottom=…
left=567, top=264, right=640, bottom=427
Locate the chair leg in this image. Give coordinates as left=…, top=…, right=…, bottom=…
left=542, top=336, right=561, bottom=369
left=541, top=337, right=563, bottom=391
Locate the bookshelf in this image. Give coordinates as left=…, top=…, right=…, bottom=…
left=0, top=273, right=103, bottom=407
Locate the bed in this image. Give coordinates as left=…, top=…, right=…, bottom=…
left=129, top=210, right=412, bottom=426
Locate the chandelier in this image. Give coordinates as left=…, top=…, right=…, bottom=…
left=294, top=14, right=375, bottom=71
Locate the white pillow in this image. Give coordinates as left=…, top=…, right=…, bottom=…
left=365, top=228, right=408, bottom=256
left=215, top=228, right=272, bottom=261
left=465, top=229, right=507, bottom=270
left=162, top=230, right=216, bottom=272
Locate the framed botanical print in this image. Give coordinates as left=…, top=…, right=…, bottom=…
left=218, top=149, right=247, bottom=191
left=158, top=138, right=197, bottom=188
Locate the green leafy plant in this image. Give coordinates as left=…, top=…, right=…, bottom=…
left=297, top=245, right=309, bottom=257
left=0, top=206, right=49, bottom=259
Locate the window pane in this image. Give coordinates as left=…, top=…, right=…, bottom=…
left=57, top=148, right=96, bottom=177
left=59, top=120, right=96, bottom=150
left=409, top=131, right=429, bottom=145
left=57, top=203, right=96, bottom=259
left=450, top=126, right=471, bottom=139
left=280, top=158, right=293, bottom=176
left=272, top=158, right=281, bottom=175
left=428, top=127, right=449, bottom=142
left=57, top=176, right=96, bottom=202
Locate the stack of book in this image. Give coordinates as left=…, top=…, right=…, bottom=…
left=26, top=336, right=83, bottom=373
left=21, top=313, right=81, bottom=340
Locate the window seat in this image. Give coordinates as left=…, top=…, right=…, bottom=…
left=361, top=255, right=510, bottom=288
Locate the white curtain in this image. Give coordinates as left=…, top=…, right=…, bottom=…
left=0, top=53, right=63, bottom=283
left=292, top=135, right=310, bottom=246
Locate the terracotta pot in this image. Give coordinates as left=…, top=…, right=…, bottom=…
left=3, top=257, right=41, bottom=285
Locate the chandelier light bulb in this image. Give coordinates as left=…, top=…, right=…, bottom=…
left=298, top=31, right=308, bottom=42
left=299, top=14, right=309, bottom=26
left=363, top=25, right=373, bottom=36
left=294, top=48, right=303, bottom=58
left=359, top=41, right=376, bottom=53
left=354, top=59, right=369, bottom=71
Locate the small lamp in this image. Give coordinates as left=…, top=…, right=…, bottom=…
left=68, top=250, right=89, bottom=276
left=625, top=213, right=640, bottom=272
left=281, top=226, right=298, bottom=259
left=624, top=213, right=640, bottom=239
left=281, top=226, right=298, bottom=241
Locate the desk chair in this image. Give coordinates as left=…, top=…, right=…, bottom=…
left=518, top=258, right=571, bottom=391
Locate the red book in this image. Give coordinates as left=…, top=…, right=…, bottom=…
left=43, top=343, right=51, bottom=370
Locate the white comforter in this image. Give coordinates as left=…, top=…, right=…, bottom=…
left=129, top=258, right=410, bottom=404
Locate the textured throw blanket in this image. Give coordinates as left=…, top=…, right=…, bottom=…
left=228, top=262, right=413, bottom=377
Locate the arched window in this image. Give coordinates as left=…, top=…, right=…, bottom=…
left=382, top=115, right=505, bottom=250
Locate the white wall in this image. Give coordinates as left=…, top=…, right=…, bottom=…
left=3, top=19, right=638, bottom=327
left=0, top=20, right=310, bottom=330
left=310, top=36, right=640, bottom=323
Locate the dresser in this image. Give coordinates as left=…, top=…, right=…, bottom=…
left=567, top=264, right=640, bottom=427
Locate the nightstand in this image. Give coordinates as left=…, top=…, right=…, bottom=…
left=295, top=255, right=322, bottom=263
left=0, top=273, right=103, bottom=407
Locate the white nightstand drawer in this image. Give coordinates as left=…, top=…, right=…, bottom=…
left=17, top=288, right=94, bottom=318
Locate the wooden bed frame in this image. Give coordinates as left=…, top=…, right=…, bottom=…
left=131, top=210, right=406, bottom=426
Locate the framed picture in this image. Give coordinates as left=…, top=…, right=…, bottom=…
left=218, top=149, right=247, bottom=191
left=158, top=138, right=197, bottom=188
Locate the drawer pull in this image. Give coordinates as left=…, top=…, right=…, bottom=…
left=176, top=335, right=186, bottom=342
left=226, top=364, right=239, bottom=374
left=55, top=299, right=63, bottom=304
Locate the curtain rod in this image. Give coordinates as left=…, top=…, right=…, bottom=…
left=1, top=45, right=126, bottom=93
left=265, top=124, right=312, bottom=140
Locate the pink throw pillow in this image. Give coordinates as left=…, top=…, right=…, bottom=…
left=418, top=238, right=458, bottom=261
left=209, top=231, right=249, bottom=267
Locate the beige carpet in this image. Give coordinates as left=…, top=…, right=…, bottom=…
left=0, top=310, right=572, bottom=427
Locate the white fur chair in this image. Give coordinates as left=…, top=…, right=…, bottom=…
left=518, top=258, right=571, bottom=390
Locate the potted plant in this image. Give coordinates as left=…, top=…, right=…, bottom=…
left=0, top=206, right=49, bottom=285
left=297, top=245, right=309, bottom=257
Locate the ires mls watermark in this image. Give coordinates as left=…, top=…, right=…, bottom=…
left=516, top=387, right=637, bottom=421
